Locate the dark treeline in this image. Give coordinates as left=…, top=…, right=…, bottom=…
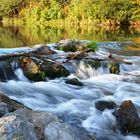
left=0, top=0, right=140, bottom=25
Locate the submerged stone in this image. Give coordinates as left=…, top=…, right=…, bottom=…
left=95, top=100, right=117, bottom=111
left=65, top=78, right=83, bottom=86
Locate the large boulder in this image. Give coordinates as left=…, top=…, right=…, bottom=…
left=0, top=113, right=37, bottom=140
left=19, top=57, right=70, bottom=80
left=13, top=108, right=58, bottom=140
left=114, top=100, right=140, bottom=134
left=95, top=100, right=117, bottom=111
left=2, top=108, right=95, bottom=140
left=45, top=121, right=95, bottom=140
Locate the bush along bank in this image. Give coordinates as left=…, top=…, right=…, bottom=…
left=0, top=0, right=140, bottom=26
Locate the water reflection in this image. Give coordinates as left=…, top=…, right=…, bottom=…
left=0, top=25, right=140, bottom=48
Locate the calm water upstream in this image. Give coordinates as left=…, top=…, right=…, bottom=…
left=0, top=25, right=140, bottom=140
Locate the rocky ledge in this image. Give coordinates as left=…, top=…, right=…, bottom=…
left=0, top=39, right=132, bottom=82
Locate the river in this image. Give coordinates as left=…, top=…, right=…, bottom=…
left=0, top=25, right=140, bottom=140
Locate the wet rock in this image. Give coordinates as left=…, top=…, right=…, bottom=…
left=109, top=62, right=120, bottom=74
left=86, top=60, right=101, bottom=70
left=0, top=61, right=16, bottom=81
left=45, top=121, right=94, bottom=140
left=95, top=100, right=117, bottom=111
left=19, top=57, right=46, bottom=81
left=0, top=93, right=25, bottom=111
left=8, top=108, right=94, bottom=140
left=39, top=60, right=70, bottom=79
left=31, top=44, right=56, bottom=55
left=58, top=39, right=97, bottom=52
left=58, top=39, right=88, bottom=52
left=114, top=100, right=140, bottom=134
left=19, top=57, right=39, bottom=74
left=0, top=113, right=37, bottom=140
left=0, top=102, right=11, bottom=117
left=65, top=78, right=83, bottom=86
left=14, top=108, right=59, bottom=140
left=19, top=57, right=69, bottom=80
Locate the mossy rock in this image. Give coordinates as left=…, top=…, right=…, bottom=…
left=19, top=57, right=69, bottom=80
left=58, top=39, right=97, bottom=52
left=130, top=124, right=140, bottom=135
left=109, top=62, right=120, bottom=74
left=39, top=60, right=70, bottom=79
left=19, top=57, right=45, bottom=81
left=25, top=72, right=46, bottom=82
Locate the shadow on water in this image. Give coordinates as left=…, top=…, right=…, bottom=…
left=0, top=25, right=140, bottom=48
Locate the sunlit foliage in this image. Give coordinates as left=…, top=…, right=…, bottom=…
left=1, top=0, right=140, bottom=24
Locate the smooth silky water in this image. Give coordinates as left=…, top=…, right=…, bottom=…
left=0, top=25, right=140, bottom=140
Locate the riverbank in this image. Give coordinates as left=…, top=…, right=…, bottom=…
left=2, top=17, right=140, bottom=27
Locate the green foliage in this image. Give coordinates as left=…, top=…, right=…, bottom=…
left=86, top=41, right=97, bottom=52
left=0, top=0, right=24, bottom=17
left=1, top=0, right=140, bottom=25
left=39, top=71, right=46, bottom=79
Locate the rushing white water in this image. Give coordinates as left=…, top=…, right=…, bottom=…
left=0, top=43, right=140, bottom=140
left=0, top=65, right=140, bottom=140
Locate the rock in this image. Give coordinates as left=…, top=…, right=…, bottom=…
left=19, top=57, right=39, bottom=74
left=0, top=102, right=11, bottom=117
left=14, top=108, right=59, bottom=140
left=0, top=60, right=16, bottom=81
left=45, top=121, right=94, bottom=140
left=65, top=78, right=83, bottom=86
left=109, top=62, right=120, bottom=74
left=0, top=113, right=37, bottom=140
left=39, top=60, right=70, bottom=79
left=0, top=93, right=25, bottom=111
left=19, top=57, right=46, bottom=81
left=113, top=100, right=140, bottom=134
left=58, top=39, right=97, bottom=52
left=58, top=39, right=88, bottom=52
left=95, top=100, right=117, bottom=111
left=19, top=57, right=69, bottom=80
left=0, top=106, right=96, bottom=140
left=31, top=44, right=56, bottom=55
